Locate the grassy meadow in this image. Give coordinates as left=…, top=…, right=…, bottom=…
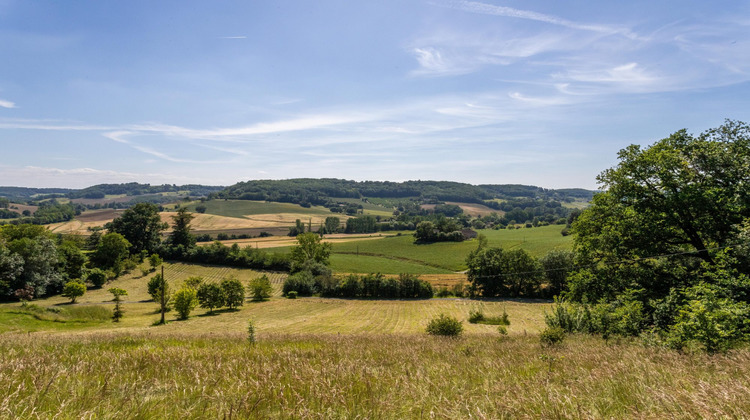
left=1, top=331, right=748, bottom=418
left=327, top=224, right=572, bottom=273
left=1, top=261, right=749, bottom=418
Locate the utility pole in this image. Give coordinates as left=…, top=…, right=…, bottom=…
left=159, top=265, right=166, bottom=325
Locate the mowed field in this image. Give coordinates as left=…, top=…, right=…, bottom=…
left=47, top=200, right=344, bottom=235
left=0, top=262, right=548, bottom=336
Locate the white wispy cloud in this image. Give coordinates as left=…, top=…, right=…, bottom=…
left=0, top=165, right=203, bottom=189
left=433, top=0, right=637, bottom=38
left=0, top=99, right=15, bottom=108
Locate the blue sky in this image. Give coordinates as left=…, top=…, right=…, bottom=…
left=0, top=0, right=748, bottom=189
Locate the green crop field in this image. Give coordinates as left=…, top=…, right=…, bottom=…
left=185, top=200, right=332, bottom=218
left=326, top=225, right=572, bottom=273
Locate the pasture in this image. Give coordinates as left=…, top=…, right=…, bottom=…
left=326, top=225, right=572, bottom=273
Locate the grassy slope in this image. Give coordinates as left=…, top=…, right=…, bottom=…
left=327, top=225, right=572, bottom=273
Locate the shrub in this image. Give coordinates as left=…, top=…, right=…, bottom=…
left=248, top=275, right=273, bottom=301
left=287, top=291, right=298, bottom=299
left=282, top=271, right=316, bottom=296
left=426, top=313, right=463, bottom=337
left=108, top=287, right=127, bottom=322
left=221, top=277, right=245, bottom=310
left=540, top=326, right=566, bottom=347
left=184, top=276, right=204, bottom=289
left=148, top=254, right=163, bottom=271
left=497, top=325, right=508, bottom=335
left=450, top=282, right=465, bottom=298
left=436, top=287, right=452, bottom=298
left=468, top=308, right=485, bottom=324
left=666, top=284, right=750, bottom=353
left=172, top=287, right=198, bottom=320
left=62, top=281, right=86, bottom=304
left=86, top=268, right=108, bottom=288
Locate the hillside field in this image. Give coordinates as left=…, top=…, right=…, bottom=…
left=0, top=262, right=748, bottom=418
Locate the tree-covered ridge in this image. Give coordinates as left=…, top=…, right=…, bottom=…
left=67, top=183, right=224, bottom=199
left=213, top=178, right=595, bottom=206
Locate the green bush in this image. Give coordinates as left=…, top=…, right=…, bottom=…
left=287, top=291, right=298, bottom=299
left=666, top=284, right=750, bottom=353
left=62, top=281, right=86, bottom=304
left=282, top=271, right=316, bottom=296
left=172, top=287, right=198, bottom=320
left=248, top=275, right=273, bottom=301
left=540, top=326, right=566, bottom=347
left=426, top=313, right=463, bottom=337
left=86, top=268, right=107, bottom=288
left=468, top=308, right=485, bottom=324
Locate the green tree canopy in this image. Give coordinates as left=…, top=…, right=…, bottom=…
left=290, top=233, right=331, bottom=272
left=106, top=203, right=168, bottom=254
left=570, top=120, right=750, bottom=302
left=91, top=233, right=131, bottom=272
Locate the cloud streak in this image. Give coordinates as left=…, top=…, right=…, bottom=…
left=0, top=99, right=16, bottom=108
left=434, top=0, right=637, bottom=38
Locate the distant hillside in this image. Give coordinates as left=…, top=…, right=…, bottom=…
left=0, top=186, right=72, bottom=200
left=215, top=178, right=594, bottom=205
left=68, top=183, right=224, bottom=199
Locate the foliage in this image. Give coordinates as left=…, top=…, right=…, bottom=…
left=86, top=268, right=107, bottom=288
left=91, top=233, right=131, bottom=274
left=168, top=207, right=196, bottom=249
left=282, top=271, right=316, bottom=297
left=147, top=274, right=170, bottom=302
left=468, top=307, right=510, bottom=326
left=287, top=291, right=298, bottom=299
left=184, top=276, right=203, bottom=289
left=539, top=250, right=574, bottom=297
left=61, top=281, right=86, bottom=303
left=106, top=202, right=168, bottom=255
left=197, top=282, right=225, bottom=313
left=248, top=275, right=273, bottom=301
left=540, top=326, right=566, bottom=347
left=160, top=240, right=289, bottom=272
left=666, top=284, right=750, bottom=353
left=108, top=287, right=127, bottom=322
left=571, top=120, right=750, bottom=303
left=172, top=287, right=198, bottom=320
left=221, top=277, right=245, bottom=310
left=148, top=254, right=163, bottom=271
left=426, top=313, right=463, bottom=337
left=290, top=233, right=332, bottom=272
left=466, top=246, right=541, bottom=297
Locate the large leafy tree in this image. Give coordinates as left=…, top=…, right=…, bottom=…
left=290, top=233, right=331, bottom=271
left=106, top=203, right=168, bottom=255
left=570, top=120, right=750, bottom=302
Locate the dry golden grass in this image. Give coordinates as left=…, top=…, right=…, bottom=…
left=0, top=332, right=748, bottom=419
